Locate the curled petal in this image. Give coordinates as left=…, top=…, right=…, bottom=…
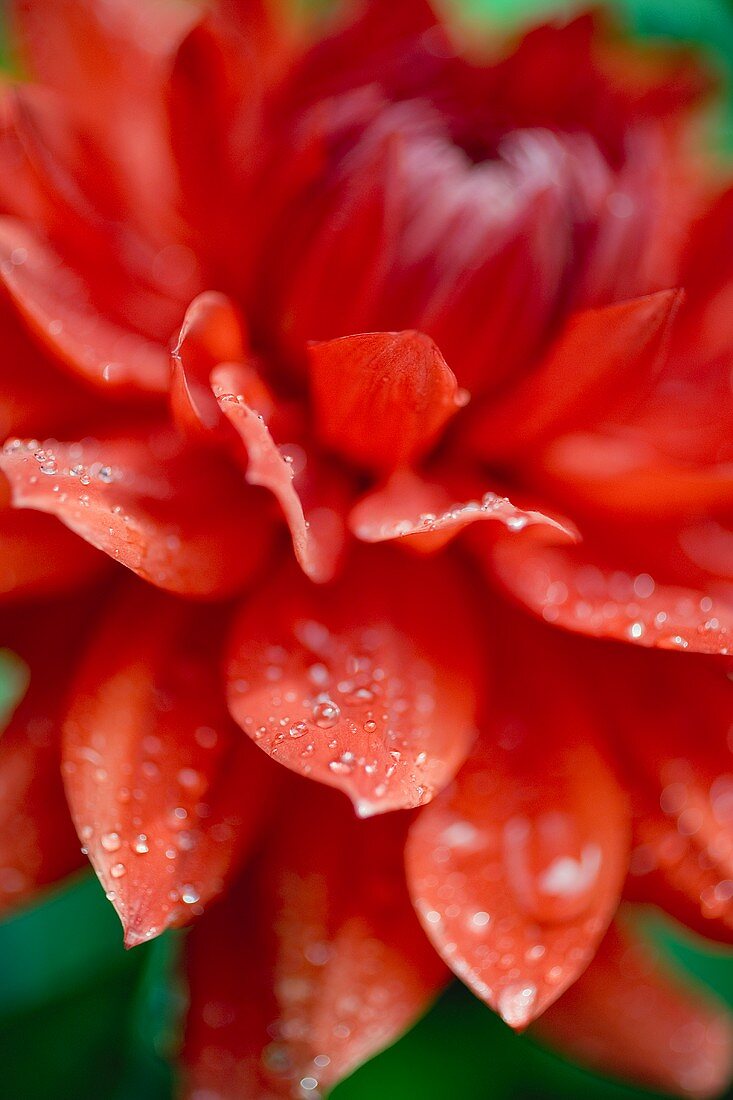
left=226, top=549, right=484, bottom=816
left=0, top=430, right=272, bottom=596
left=471, top=290, right=682, bottom=461
left=0, top=219, right=169, bottom=393
left=535, top=916, right=733, bottom=1099
left=308, top=331, right=466, bottom=474
left=350, top=467, right=576, bottom=553
left=183, top=784, right=447, bottom=1098
left=405, top=615, right=629, bottom=1028
left=170, top=291, right=253, bottom=439
left=213, top=362, right=344, bottom=583
left=63, top=583, right=278, bottom=947
left=488, top=538, right=733, bottom=655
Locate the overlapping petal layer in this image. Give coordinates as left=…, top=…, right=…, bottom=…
left=535, top=916, right=733, bottom=1099
left=183, top=784, right=447, bottom=1098
left=406, top=615, right=629, bottom=1027
left=0, top=429, right=272, bottom=595
left=62, top=583, right=277, bottom=945
left=0, top=0, right=730, bottom=1094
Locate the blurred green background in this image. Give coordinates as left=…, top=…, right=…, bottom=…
left=2, top=0, right=733, bottom=1097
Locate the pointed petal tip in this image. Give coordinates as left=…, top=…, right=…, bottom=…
left=122, top=924, right=157, bottom=950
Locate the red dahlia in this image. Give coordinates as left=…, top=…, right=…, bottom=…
left=1, top=1, right=732, bottom=1097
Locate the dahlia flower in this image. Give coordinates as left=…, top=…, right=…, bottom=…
left=1, top=0, right=732, bottom=1096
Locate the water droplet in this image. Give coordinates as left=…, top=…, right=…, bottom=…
left=100, top=831, right=121, bottom=853
left=313, top=698, right=341, bottom=729
left=133, top=834, right=149, bottom=854
left=181, top=884, right=200, bottom=904
left=110, top=862, right=126, bottom=879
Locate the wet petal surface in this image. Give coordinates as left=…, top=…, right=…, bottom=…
left=227, top=549, right=483, bottom=815
left=63, top=583, right=278, bottom=945
left=406, top=615, right=629, bottom=1027
left=183, top=784, right=447, bottom=1098
left=0, top=430, right=272, bottom=596
left=535, top=915, right=733, bottom=1099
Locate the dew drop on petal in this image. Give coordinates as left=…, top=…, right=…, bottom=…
left=497, top=982, right=537, bottom=1027
left=100, top=831, right=121, bottom=853
left=312, top=698, right=341, bottom=729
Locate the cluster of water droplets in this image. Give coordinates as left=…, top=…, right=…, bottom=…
left=65, top=717, right=233, bottom=936
left=355, top=490, right=534, bottom=542
left=2, top=438, right=118, bottom=490
left=529, top=561, right=729, bottom=653
left=255, top=890, right=416, bottom=1098
left=232, top=618, right=441, bottom=814
left=629, top=756, right=733, bottom=926
left=411, top=799, right=609, bottom=1027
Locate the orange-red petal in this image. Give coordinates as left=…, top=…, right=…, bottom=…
left=604, top=649, right=733, bottom=943
left=535, top=915, right=733, bottom=1099
left=488, top=537, right=733, bottom=655
left=62, top=582, right=278, bottom=946
left=0, top=429, right=271, bottom=596
left=0, top=218, right=170, bottom=393
left=213, top=361, right=345, bottom=583
left=170, top=291, right=253, bottom=440
left=350, top=467, right=576, bottom=553
left=0, top=506, right=109, bottom=601
left=10, top=0, right=196, bottom=244
left=226, top=548, right=483, bottom=815
left=183, top=783, right=447, bottom=1098
left=308, top=331, right=466, bottom=474
left=405, top=614, right=629, bottom=1028
left=0, top=602, right=89, bottom=911
left=470, top=290, right=681, bottom=461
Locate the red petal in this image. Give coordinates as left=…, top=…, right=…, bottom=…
left=0, top=507, right=109, bottom=601
left=535, top=915, right=733, bottom=1099
left=488, top=537, right=733, bottom=655
left=350, top=467, right=576, bottom=553
left=170, top=291, right=253, bottom=440
left=63, top=582, right=278, bottom=947
left=420, top=168, right=575, bottom=399
left=0, top=602, right=89, bottom=911
left=0, top=86, right=198, bottom=342
left=226, top=549, right=483, bottom=815
left=405, top=614, right=629, bottom=1028
left=183, top=783, right=447, bottom=1098
left=271, top=125, right=406, bottom=355
left=0, top=429, right=272, bottom=596
left=308, top=331, right=466, bottom=474
left=10, top=0, right=196, bottom=243
left=470, top=291, right=681, bottom=461
left=604, top=649, right=733, bottom=943
left=535, top=432, right=733, bottom=520
left=0, top=295, right=106, bottom=440
left=212, top=362, right=345, bottom=583
left=0, top=219, right=169, bottom=393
